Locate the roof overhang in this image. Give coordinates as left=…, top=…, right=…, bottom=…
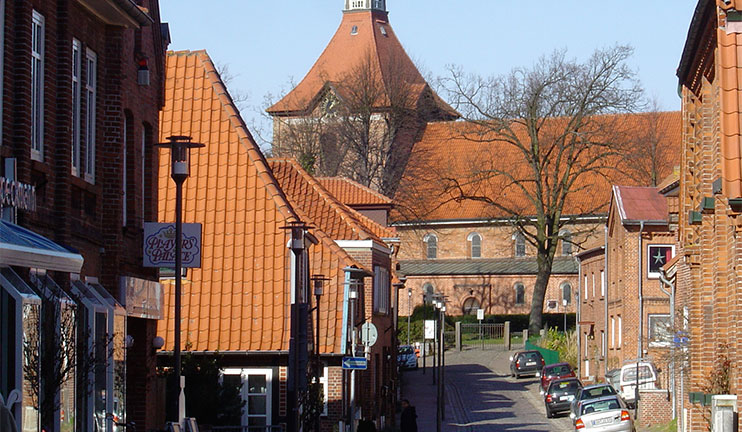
left=336, top=239, right=391, bottom=255
left=74, top=0, right=153, bottom=28
left=575, top=246, right=605, bottom=260
left=0, top=221, right=84, bottom=273
left=677, top=0, right=714, bottom=86
left=391, top=214, right=607, bottom=228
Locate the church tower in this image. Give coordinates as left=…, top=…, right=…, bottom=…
left=268, top=1, right=457, bottom=196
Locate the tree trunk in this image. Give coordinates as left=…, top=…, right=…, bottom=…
left=529, top=251, right=555, bottom=335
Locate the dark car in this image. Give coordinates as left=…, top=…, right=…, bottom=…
left=570, top=383, right=618, bottom=421
left=539, top=362, right=576, bottom=394
left=397, top=345, right=418, bottom=370
left=509, top=350, right=545, bottom=378
left=544, top=377, right=582, bottom=418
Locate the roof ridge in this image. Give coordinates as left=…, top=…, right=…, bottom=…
left=317, top=176, right=393, bottom=204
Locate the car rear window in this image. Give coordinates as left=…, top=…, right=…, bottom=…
left=399, top=346, right=414, bottom=354
left=521, top=352, right=541, bottom=361
left=584, top=386, right=616, bottom=398
left=581, top=398, right=621, bottom=415
left=547, top=365, right=571, bottom=375
left=622, top=365, right=653, bottom=381
left=550, top=380, right=580, bottom=393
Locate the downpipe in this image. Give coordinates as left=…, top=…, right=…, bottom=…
left=659, top=269, right=676, bottom=422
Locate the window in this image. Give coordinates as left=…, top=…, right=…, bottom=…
left=141, top=124, right=149, bottom=221
left=84, top=49, right=97, bottom=183
left=423, top=233, right=437, bottom=259
left=467, top=232, right=481, bottom=258
left=319, top=366, right=329, bottom=416
left=648, top=314, right=671, bottom=346
left=379, top=26, right=387, bottom=36
left=514, top=283, right=525, bottom=305
left=223, top=368, right=272, bottom=428
left=462, top=297, right=480, bottom=315
left=514, top=232, right=525, bottom=257
left=610, top=317, right=615, bottom=348
left=618, top=315, right=622, bottom=347
left=560, top=230, right=572, bottom=255
left=647, top=244, right=674, bottom=278
left=373, top=266, right=389, bottom=314
left=422, top=283, right=434, bottom=304
left=592, top=273, right=596, bottom=298
left=561, top=282, right=572, bottom=305
left=351, top=25, right=358, bottom=35
left=584, top=333, right=589, bottom=356
left=123, top=114, right=128, bottom=226
left=31, top=10, right=45, bottom=161
left=584, top=359, right=590, bottom=378
left=583, top=275, right=588, bottom=300
left=601, top=331, right=606, bottom=356
left=600, top=270, right=605, bottom=297
left=71, top=39, right=82, bottom=175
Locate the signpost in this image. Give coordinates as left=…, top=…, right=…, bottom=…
left=342, top=356, right=368, bottom=370
left=477, top=308, right=484, bottom=350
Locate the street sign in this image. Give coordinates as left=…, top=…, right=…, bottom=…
left=342, top=356, right=368, bottom=370
left=476, top=308, right=484, bottom=321
left=361, top=322, right=378, bottom=347
left=424, top=320, right=436, bottom=340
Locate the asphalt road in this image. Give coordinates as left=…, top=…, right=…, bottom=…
left=400, top=348, right=574, bottom=431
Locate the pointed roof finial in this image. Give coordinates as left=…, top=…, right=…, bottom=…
left=344, top=0, right=386, bottom=12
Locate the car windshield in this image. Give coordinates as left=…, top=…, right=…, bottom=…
left=549, top=380, right=580, bottom=393
left=398, top=346, right=414, bottom=355
left=581, top=398, right=621, bottom=415
left=622, top=365, right=653, bottom=382
left=581, top=386, right=616, bottom=399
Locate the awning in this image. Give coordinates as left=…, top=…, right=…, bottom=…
left=0, top=220, right=84, bottom=273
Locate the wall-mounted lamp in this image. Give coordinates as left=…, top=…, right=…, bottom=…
left=152, top=336, right=165, bottom=350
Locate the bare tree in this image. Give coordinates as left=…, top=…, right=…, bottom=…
left=432, top=46, right=644, bottom=334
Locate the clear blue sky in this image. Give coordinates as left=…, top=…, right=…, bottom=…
left=160, top=1, right=698, bottom=145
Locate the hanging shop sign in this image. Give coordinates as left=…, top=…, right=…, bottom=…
left=0, top=177, right=35, bottom=212
left=142, top=222, right=202, bottom=268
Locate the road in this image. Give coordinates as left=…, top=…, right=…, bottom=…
left=400, top=348, right=574, bottom=431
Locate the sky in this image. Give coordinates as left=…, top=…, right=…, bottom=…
left=159, top=1, right=699, bottom=146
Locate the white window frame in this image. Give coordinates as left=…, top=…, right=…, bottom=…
left=600, top=270, right=605, bottom=297
left=618, top=315, right=622, bottom=347
left=373, top=265, right=390, bottom=314
left=601, top=331, right=606, bottom=356
left=71, top=39, right=82, bottom=176
left=222, top=368, right=273, bottom=428
left=610, top=316, right=615, bottom=348
left=423, top=233, right=437, bottom=259
left=319, top=366, right=329, bottom=416
left=647, top=244, right=675, bottom=279
left=561, top=282, right=571, bottom=305
left=584, top=359, right=590, bottom=378
left=583, top=275, right=588, bottom=300
left=31, top=10, right=44, bottom=162
left=591, top=273, right=596, bottom=298
left=84, top=48, right=97, bottom=183
left=648, top=314, right=672, bottom=347
left=467, top=232, right=481, bottom=258
left=514, top=232, right=526, bottom=257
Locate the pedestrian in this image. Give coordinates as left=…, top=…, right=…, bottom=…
left=400, top=399, right=418, bottom=432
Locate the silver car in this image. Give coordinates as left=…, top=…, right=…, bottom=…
left=397, top=345, right=418, bottom=370
left=574, top=395, right=635, bottom=431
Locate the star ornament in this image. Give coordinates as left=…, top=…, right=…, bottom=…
left=653, top=249, right=666, bottom=265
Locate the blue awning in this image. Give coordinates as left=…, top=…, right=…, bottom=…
left=0, top=220, right=84, bottom=272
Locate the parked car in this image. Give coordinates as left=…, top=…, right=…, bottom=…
left=617, top=361, right=657, bottom=407
left=509, top=350, right=545, bottom=378
left=573, top=395, right=634, bottom=431
left=570, top=383, right=619, bottom=421
left=544, top=378, right=582, bottom=418
left=397, top=345, right=418, bottom=370
left=605, top=369, right=620, bottom=389
left=539, top=362, right=576, bottom=394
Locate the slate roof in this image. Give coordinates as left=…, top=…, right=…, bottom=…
left=158, top=50, right=359, bottom=354
left=398, top=256, right=578, bottom=277
left=269, top=159, right=396, bottom=241
left=394, top=111, right=681, bottom=223
left=612, top=185, right=668, bottom=224
left=266, top=9, right=456, bottom=118
left=318, top=177, right=393, bottom=207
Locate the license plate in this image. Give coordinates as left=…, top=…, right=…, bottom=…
left=592, top=417, right=614, bottom=426
left=526, top=361, right=536, bottom=366
left=560, top=395, right=574, bottom=401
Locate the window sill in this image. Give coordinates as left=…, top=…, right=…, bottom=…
left=70, top=174, right=101, bottom=195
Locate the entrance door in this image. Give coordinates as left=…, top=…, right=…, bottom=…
left=222, top=368, right=272, bottom=428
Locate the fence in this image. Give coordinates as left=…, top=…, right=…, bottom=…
left=524, top=339, right=559, bottom=365
left=458, top=322, right=508, bottom=350
left=209, top=426, right=285, bottom=432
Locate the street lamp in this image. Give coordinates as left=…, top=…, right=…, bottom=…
left=563, top=298, right=568, bottom=334
left=407, top=287, right=412, bottom=345
left=155, top=135, right=204, bottom=423
left=310, top=274, right=328, bottom=432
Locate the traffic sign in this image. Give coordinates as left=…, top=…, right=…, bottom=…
left=342, top=356, right=368, bottom=370
left=424, top=320, right=436, bottom=340
left=361, top=322, right=378, bottom=347
left=476, top=309, right=484, bottom=321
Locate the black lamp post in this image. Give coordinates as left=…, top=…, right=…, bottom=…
left=155, top=135, right=204, bottom=423
left=407, top=287, right=412, bottom=346
left=310, top=274, right=328, bottom=432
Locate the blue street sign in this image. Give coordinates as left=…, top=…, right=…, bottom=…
left=342, top=356, right=368, bottom=370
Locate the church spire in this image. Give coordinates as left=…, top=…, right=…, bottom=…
left=344, top=0, right=386, bottom=12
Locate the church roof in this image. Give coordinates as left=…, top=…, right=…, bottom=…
left=266, top=9, right=456, bottom=118
left=318, top=176, right=393, bottom=207
left=158, top=50, right=359, bottom=354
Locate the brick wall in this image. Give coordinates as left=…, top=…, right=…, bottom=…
left=638, top=389, right=672, bottom=428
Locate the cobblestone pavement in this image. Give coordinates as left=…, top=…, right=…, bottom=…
left=400, top=347, right=574, bottom=431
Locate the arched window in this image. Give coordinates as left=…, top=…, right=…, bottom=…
left=422, top=283, right=435, bottom=304
left=513, top=232, right=526, bottom=257
left=467, top=232, right=482, bottom=258
left=514, top=283, right=525, bottom=305
left=462, top=297, right=480, bottom=315
left=561, top=282, right=572, bottom=305
left=423, top=233, right=438, bottom=259
left=561, top=230, right=573, bottom=256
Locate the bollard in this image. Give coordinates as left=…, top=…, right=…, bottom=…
left=504, top=321, right=511, bottom=351
left=523, top=329, right=529, bottom=348
left=455, top=321, right=462, bottom=351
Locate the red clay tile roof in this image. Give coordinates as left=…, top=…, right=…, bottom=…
left=158, top=50, right=360, bottom=354
left=393, top=112, right=681, bottom=222
left=270, top=159, right=396, bottom=240
left=266, top=10, right=455, bottom=118
left=612, top=185, right=668, bottom=224
left=318, top=177, right=393, bottom=206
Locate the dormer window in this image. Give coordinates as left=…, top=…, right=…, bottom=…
left=351, top=25, right=358, bottom=35
left=379, top=26, right=387, bottom=36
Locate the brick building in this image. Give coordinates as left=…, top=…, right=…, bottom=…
left=158, top=50, right=399, bottom=431
left=671, top=0, right=742, bottom=429
left=0, top=1, right=166, bottom=431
